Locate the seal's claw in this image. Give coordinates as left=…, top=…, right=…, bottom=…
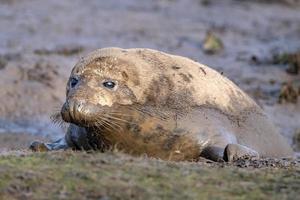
left=224, top=144, right=259, bottom=162
left=29, top=141, right=49, bottom=152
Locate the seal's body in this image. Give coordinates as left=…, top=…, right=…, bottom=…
left=31, top=48, right=293, bottom=161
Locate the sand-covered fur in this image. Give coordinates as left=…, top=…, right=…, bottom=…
left=31, top=48, right=293, bottom=161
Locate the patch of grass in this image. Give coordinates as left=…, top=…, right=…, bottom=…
left=0, top=151, right=299, bottom=200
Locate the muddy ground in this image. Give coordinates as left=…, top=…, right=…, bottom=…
left=0, top=151, right=299, bottom=200
left=1, top=0, right=300, bottom=150
left=0, top=0, right=300, bottom=199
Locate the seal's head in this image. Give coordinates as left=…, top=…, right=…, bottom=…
left=61, top=48, right=146, bottom=127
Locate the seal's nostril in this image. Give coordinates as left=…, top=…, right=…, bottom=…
left=76, top=101, right=83, bottom=111
left=73, top=100, right=85, bottom=113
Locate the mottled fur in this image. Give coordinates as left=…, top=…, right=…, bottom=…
left=31, top=48, right=293, bottom=161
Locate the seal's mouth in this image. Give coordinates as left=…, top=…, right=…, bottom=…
left=61, top=100, right=101, bottom=126
left=60, top=100, right=129, bottom=132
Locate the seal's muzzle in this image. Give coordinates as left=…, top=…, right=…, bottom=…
left=61, top=99, right=99, bottom=125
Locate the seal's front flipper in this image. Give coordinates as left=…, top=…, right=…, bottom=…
left=29, top=141, right=50, bottom=152
left=200, top=146, right=225, bottom=162
left=224, top=144, right=259, bottom=162
left=29, top=137, right=69, bottom=152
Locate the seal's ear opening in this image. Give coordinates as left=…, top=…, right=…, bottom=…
left=121, top=71, right=129, bottom=81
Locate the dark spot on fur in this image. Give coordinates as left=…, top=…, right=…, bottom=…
left=121, top=71, right=129, bottom=81
left=156, top=124, right=164, bottom=131
left=179, top=73, right=191, bottom=82
left=172, top=65, right=181, bottom=70
left=166, top=89, right=195, bottom=115
left=143, top=125, right=168, bottom=144
left=127, top=124, right=141, bottom=135
left=91, top=57, right=108, bottom=64
left=188, top=73, right=193, bottom=79
left=116, top=85, right=138, bottom=104
left=173, top=128, right=186, bottom=134
left=199, top=67, right=207, bottom=75
left=137, top=51, right=167, bottom=70
left=163, top=135, right=180, bottom=150
left=72, top=65, right=84, bottom=75
left=145, top=76, right=175, bottom=106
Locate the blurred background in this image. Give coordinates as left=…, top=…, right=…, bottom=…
left=0, top=0, right=299, bottom=153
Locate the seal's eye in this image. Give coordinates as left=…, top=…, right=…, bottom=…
left=103, top=80, right=116, bottom=89
left=70, top=77, right=79, bottom=88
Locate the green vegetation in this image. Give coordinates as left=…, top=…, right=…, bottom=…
left=0, top=151, right=299, bottom=200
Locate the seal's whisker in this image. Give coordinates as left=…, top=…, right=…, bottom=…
left=112, top=105, right=169, bottom=120
left=98, top=116, right=121, bottom=133
left=97, top=121, right=108, bottom=131
left=129, top=106, right=170, bottom=120
left=95, top=119, right=111, bottom=132
left=50, top=112, right=61, bottom=122
left=101, top=116, right=123, bottom=131
left=96, top=118, right=110, bottom=131
left=50, top=111, right=69, bottom=130
left=108, top=111, right=133, bottom=115
left=103, top=114, right=138, bottom=125
left=108, top=112, right=134, bottom=117
left=85, top=116, right=89, bottom=128
left=83, top=112, right=90, bottom=129
left=107, top=118, right=124, bottom=130
left=104, top=120, right=121, bottom=133
left=51, top=105, right=63, bottom=113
